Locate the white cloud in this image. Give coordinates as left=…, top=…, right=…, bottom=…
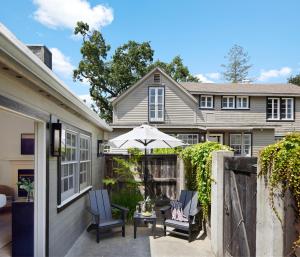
left=50, top=47, right=74, bottom=78
left=196, top=74, right=214, bottom=83
left=33, top=0, right=113, bottom=30
left=206, top=72, right=221, bottom=80
left=257, top=67, right=292, bottom=82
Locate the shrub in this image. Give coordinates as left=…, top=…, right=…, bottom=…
left=180, top=141, right=232, bottom=219
left=111, top=187, right=143, bottom=221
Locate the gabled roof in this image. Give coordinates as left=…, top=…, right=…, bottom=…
left=181, top=82, right=300, bottom=96
left=111, top=67, right=197, bottom=105
left=0, top=23, right=111, bottom=132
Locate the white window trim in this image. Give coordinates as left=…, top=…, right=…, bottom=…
left=236, top=96, right=249, bottom=109
left=149, top=86, right=164, bottom=122
left=200, top=95, right=214, bottom=109
left=230, top=133, right=252, bottom=157
left=61, top=130, right=78, bottom=201
left=222, top=96, right=235, bottom=109
left=206, top=133, right=224, bottom=144
left=177, top=134, right=199, bottom=145
left=267, top=97, right=280, bottom=120
left=60, top=128, right=92, bottom=204
left=281, top=98, right=294, bottom=120
left=79, top=135, right=91, bottom=189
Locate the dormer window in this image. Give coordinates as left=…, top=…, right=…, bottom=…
left=149, top=86, right=164, bottom=122
left=267, top=97, right=294, bottom=121
left=199, top=95, right=214, bottom=109
left=222, top=96, right=235, bottom=109
left=236, top=96, right=249, bottom=109
left=153, top=73, right=161, bottom=83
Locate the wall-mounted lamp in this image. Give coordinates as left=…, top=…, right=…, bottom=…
left=51, top=123, right=62, bottom=156
left=97, top=140, right=106, bottom=157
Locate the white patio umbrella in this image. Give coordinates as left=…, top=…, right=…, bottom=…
left=108, top=124, right=185, bottom=197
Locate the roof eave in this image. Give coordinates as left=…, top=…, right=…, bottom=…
left=0, top=23, right=112, bottom=132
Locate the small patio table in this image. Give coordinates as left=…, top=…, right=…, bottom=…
left=133, top=211, right=157, bottom=239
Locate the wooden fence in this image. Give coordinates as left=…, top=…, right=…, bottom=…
left=104, top=154, right=178, bottom=200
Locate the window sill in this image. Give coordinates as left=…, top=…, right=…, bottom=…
left=57, top=185, right=92, bottom=213
left=199, top=107, right=214, bottom=110
left=267, top=119, right=295, bottom=122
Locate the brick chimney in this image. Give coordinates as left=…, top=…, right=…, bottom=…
left=27, top=45, right=52, bottom=70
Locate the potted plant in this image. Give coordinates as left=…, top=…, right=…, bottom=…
left=17, top=178, right=34, bottom=202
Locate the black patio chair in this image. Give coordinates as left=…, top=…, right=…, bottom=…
left=160, top=190, right=201, bottom=242
left=87, top=189, right=128, bottom=243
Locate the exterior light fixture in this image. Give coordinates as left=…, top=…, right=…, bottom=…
left=51, top=123, right=62, bottom=156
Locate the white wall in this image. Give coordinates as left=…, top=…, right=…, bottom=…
left=0, top=109, right=34, bottom=196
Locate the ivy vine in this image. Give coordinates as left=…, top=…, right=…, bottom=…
left=180, top=141, right=231, bottom=219
left=259, top=132, right=300, bottom=248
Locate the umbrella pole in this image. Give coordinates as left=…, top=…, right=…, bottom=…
left=144, top=148, right=148, bottom=199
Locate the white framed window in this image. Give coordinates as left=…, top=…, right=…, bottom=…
left=206, top=134, right=223, bottom=144
left=61, top=130, right=78, bottom=201
left=200, top=95, right=214, bottom=109
left=267, top=97, right=294, bottom=121
left=149, top=87, right=164, bottom=122
left=281, top=98, right=294, bottom=120
left=60, top=128, right=91, bottom=202
left=79, top=135, right=91, bottom=190
left=236, top=96, right=249, bottom=109
left=222, top=96, right=235, bottom=109
left=177, top=134, right=199, bottom=145
left=267, top=97, right=280, bottom=120
left=230, top=133, right=252, bottom=157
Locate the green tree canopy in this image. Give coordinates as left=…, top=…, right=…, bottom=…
left=221, top=44, right=252, bottom=83
left=73, top=22, right=198, bottom=122
left=288, top=74, right=300, bottom=86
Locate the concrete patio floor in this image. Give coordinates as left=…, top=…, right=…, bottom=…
left=65, top=225, right=213, bottom=257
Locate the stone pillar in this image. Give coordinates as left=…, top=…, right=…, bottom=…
left=210, top=150, right=233, bottom=257
left=256, top=169, right=298, bottom=257
left=176, top=157, right=185, bottom=199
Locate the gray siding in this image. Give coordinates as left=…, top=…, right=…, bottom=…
left=252, top=129, right=275, bottom=156
left=114, top=72, right=196, bottom=125
left=196, top=96, right=300, bottom=136
left=48, top=141, right=105, bottom=257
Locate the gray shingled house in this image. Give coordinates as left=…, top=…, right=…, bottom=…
left=109, top=67, right=300, bottom=156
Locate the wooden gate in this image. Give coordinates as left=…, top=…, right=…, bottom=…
left=223, top=157, right=257, bottom=257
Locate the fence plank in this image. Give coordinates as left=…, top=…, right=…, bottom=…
left=105, top=154, right=177, bottom=200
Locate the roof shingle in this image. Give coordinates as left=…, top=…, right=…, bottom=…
left=180, top=82, right=300, bottom=96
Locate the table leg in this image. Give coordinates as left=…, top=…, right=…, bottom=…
left=134, top=220, right=137, bottom=239
left=152, top=220, right=156, bottom=239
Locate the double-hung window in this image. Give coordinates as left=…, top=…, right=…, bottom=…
left=267, top=97, right=294, bottom=121
left=149, top=87, right=164, bottom=122
left=281, top=98, right=294, bottom=120
left=230, top=133, right=251, bottom=157
left=200, top=95, right=213, bottom=109
left=177, top=134, right=199, bottom=145
left=236, top=96, right=249, bottom=109
left=60, top=127, right=91, bottom=203
left=222, top=96, right=235, bottom=109
left=79, top=135, right=91, bottom=190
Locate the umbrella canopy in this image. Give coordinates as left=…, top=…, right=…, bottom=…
left=108, top=124, right=185, bottom=149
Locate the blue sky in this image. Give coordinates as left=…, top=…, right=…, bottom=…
left=1, top=0, right=300, bottom=102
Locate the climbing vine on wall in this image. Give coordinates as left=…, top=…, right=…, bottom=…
left=180, top=141, right=231, bottom=219
left=259, top=132, right=300, bottom=248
